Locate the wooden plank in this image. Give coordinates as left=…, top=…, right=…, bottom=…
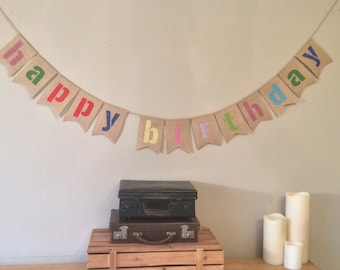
left=87, top=228, right=223, bottom=254
left=88, top=250, right=224, bottom=269
left=109, top=250, right=117, bottom=270
left=87, top=254, right=109, bottom=269
left=0, top=259, right=321, bottom=270
left=196, top=248, right=204, bottom=270
left=118, top=265, right=224, bottom=270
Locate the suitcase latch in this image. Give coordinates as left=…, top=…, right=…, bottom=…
left=181, top=225, right=195, bottom=239
left=113, top=225, right=128, bottom=240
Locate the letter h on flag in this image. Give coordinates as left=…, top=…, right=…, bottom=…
left=0, top=34, right=37, bottom=76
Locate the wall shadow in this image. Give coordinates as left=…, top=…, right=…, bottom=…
left=192, top=181, right=274, bottom=258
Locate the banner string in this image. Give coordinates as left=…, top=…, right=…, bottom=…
left=0, top=0, right=338, bottom=120
left=310, top=0, right=339, bottom=38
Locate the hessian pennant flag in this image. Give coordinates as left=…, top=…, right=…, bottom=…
left=165, top=118, right=193, bottom=154
left=237, top=91, right=273, bottom=131
left=63, top=90, right=103, bottom=132
left=92, top=103, right=129, bottom=144
left=295, top=38, right=332, bottom=78
left=13, top=55, right=58, bottom=98
left=0, top=34, right=37, bottom=76
left=38, top=74, right=80, bottom=117
left=136, top=116, right=164, bottom=153
left=191, top=114, right=222, bottom=150
left=215, top=104, right=251, bottom=142
left=258, top=75, right=299, bottom=116
left=278, top=57, right=317, bottom=97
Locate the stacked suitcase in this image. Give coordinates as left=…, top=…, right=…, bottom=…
left=110, top=179, right=200, bottom=244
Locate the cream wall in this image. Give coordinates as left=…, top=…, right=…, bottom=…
left=0, top=1, right=339, bottom=269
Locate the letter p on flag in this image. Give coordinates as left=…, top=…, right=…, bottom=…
left=64, top=90, right=103, bottom=132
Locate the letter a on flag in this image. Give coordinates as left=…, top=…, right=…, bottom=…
left=13, top=55, right=58, bottom=98
left=278, top=57, right=317, bottom=97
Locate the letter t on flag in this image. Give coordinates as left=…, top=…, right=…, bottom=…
left=136, top=116, right=164, bottom=153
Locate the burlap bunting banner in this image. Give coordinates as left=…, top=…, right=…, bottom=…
left=92, top=103, right=129, bottom=144
left=165, top=119, right=193, bottom=154
left=237, top=91, right=273, bottom=131
left=0, top=18, right=333, bottom=153
left=13, top=54, right=58, bottom=98
left=0, top=34, right=37, bottom=76
left=258, top=75, right=299, bottom=116
left=215, top=104, right=251, bottom=142
left=38, top=74, right=80, bottom=117
left=278, top=57, right=317, bottom=97
left=136, top=116, right=164, bottom=153
left=63, top=90, right=103, bottom=132
left=191, top=114, right=222, bottom=150
left=296, top=38, right=333, bottom=78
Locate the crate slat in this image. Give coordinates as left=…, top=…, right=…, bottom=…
left=87, top=227, right=224, bottom=270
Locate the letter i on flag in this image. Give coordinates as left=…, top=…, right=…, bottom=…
left=215, top=104, right=251, bottom=142
left=165, top=119, right=193, bottom=154
left=237, top=91, right=272, bottom=131
left=38, top=74, right=80, bottom=117
left=64, top=90, right=103, bottom=132
left=136, top=116, right=164, bottom=153
left=0, top=34, right=37, bottom=76
left=191, top=114, right=222, bottom=150
left=13, top=55, right=58, bottom=98
left=92, top=103, right=129, bottom=144
left=295, top=39, right=332, bottom=78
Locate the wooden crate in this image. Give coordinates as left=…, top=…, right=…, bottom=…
left=87, top=227, right=224, bottom=270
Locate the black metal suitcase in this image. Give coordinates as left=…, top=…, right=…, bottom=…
left=118, top=180, right=197, bottom=219
left=109, top=209, right=200, bottom=244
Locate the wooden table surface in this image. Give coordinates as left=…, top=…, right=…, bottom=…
left=0, top=258, right=321, bottom=270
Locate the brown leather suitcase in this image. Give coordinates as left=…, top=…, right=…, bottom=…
left=118, top=180, right=197, bottom=219
left=109, top=209, right=200, bottom=244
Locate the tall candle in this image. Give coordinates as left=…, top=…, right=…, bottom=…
left=285, top=192, right=310, bottom=263
left=263, top=213, right=287, bottom=265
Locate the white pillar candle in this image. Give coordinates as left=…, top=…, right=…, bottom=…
left=284, top=241, right=303, bottom=270
left=263, top=213, right=287, bottom=265
left=285, top=192, right=310, bottom=264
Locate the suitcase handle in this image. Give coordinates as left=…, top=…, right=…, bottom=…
left=143, top=203, right=175, bottom=217
left=134, top=232, right=175, bottom=245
